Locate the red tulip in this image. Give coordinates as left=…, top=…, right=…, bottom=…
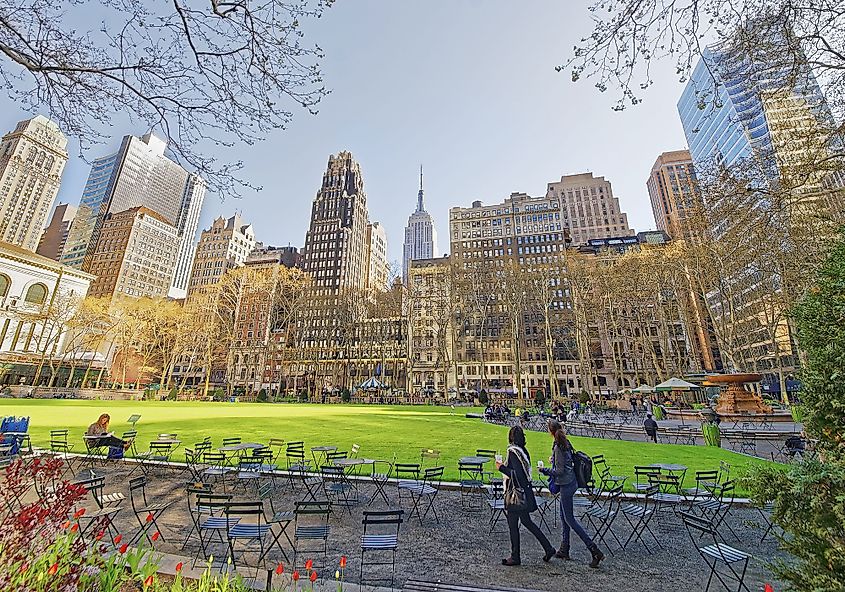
left=339, top=556, right=347, bottom=568
left=61, top=521, right=71, bottom=529
left=95, top=531, right=104, bottom=541
left=143, top=575, right=154, bottom=588
left=765, top=586, right=774, bottom=592
left=146, top=513, right=154, bottom=523
left=310, top=571, right=318, bottom=583
left=305, top=559, right=313, bottom=570
left=19, top=563, right=28, bottom=573
left=70, top=523, right=79, bottom=533
left=73, top=508, right=86, bottom=519
left=275, top=563, right=284, bottom=575
left=151, top=531, right=160, bottom=542
left=119, top=543, right=129, bottom=554
left=293, top=571, right=300, bottom=582
left=47, top=563, right=58, bottom=576
left=175, top=562, right=183, bottom=572
left=114, top=534, right=122, bottom=544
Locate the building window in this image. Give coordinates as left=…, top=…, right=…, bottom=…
left=0, top=274, right=9, bottom=298
left=24, top=283, right=48, bottom=305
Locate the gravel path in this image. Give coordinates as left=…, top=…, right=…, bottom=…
left=68, top=460, right=788, bottom=592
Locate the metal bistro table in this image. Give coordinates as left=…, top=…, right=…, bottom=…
left=219, top=442, right=265, bottom=464
left=459, top=455, right=494, bottom=466
left=333, top=457, right=373, bottom=501
left=311, top=445, right=338, bottom=468
left=648, top=462, right=688, bottom=483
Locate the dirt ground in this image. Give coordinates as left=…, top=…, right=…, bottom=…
left=67, top=459, right=785, bottom=592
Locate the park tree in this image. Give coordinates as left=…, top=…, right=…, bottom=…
left=748, top=230, right=845, bottom=590
left=564, top=2, right=845, bottom=121
left=270, top=267, right=311, bottom=395
left=566, top=3, right=845, bottom=587
left=18, top=289, right=83, bottom=386
left=0, top=0, right=332, bottom=199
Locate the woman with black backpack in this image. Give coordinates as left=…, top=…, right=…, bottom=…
left=496, top=425, right=556, bottom=566
left=540, top=419, right=605, bottom=568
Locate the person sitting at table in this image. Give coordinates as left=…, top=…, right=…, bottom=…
left=643, top=413, right=659, bottom=443
left=86, top=414, right=130, bottom=450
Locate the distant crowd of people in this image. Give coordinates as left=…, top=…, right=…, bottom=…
left=484, top=396, right=671, bottom=444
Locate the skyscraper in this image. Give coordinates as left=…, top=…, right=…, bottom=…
left=676, top=32, right=835, bottom=386
left=647, top=150, right=698, bottom=239
left=87, top=207, right=179, bottom=300
left=36, top=203, right=77, bottom=261
left=402, top=167, right=438, bottom=283
left=546, top=173, right=634, bottom=244
left=186, top=213, right=256, bottom=297
left=60, top=133, right=196, bottom=272
left=0, top=115, right=68, bottom=252
left=365, top=221, right=389, bottom=291
left=677, top=42, right=831, bottom=180
left=301, top=151, right=370, bottom=292
left=168, top=174, right=207, bottom=299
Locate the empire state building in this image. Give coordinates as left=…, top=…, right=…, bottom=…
left=402, top=166, right=438, bottom=283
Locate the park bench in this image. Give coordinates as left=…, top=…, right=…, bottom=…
left=403, top=581, right=546, bottom=592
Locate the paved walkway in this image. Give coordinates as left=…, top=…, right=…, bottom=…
left=61, top=460, right=784, bottom=592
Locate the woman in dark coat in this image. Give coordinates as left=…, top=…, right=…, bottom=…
left=540, top=419, right=604, bottom=568
left=496, top=425, right=555, bottom=566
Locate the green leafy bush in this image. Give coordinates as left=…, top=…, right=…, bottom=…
left=747, top=229, right=845, bottom=590
left=701, top=422, right=721, bottom=447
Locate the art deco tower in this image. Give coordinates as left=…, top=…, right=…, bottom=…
left=302, top=151, right=370, bottom=291
left=402, top=166, right=438, bottom=282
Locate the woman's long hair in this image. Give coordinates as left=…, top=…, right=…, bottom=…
left=548, top=419, right=571, bottom=451
left=98, top=413, right=110, bottom=426
left=508, top=425, right=530, bottom=460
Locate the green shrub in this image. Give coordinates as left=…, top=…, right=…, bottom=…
left=341, top=388, right=352, bottom=403
left=747, top=229, right=845, bottom=590
left=478, top=390, right=489, bottom=405
left=256, top=389, right=268, bottom=403
left=701, top=422, right=721, bottom=447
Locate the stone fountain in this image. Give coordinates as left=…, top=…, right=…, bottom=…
left=706, top=373, right=773, bottom=415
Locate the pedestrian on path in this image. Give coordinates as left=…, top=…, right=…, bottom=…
left=496, top=426, right=556, bottom=566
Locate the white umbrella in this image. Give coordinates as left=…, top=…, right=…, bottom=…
left=655, top=377, right=699, bottom=391
left=633, top=384, right=655, bottom=393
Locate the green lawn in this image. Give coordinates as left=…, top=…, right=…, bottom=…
left=0, top=400, right=773, bottom=494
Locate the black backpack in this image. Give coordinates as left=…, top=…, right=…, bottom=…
left=572, top=450, right=592, bottom=488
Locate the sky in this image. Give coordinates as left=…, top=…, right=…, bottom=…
left=0, top=1, right=692, bottom=266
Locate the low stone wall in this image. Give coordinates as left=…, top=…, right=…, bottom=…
left=5, top=385, right=145, bottom=400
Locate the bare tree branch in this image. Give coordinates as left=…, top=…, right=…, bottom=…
left=0, top=0, right=333, bottom=199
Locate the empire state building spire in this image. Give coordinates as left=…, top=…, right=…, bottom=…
left=417, top=165, right=425, bottom=212
left=403, top=164, right=438, bottom=283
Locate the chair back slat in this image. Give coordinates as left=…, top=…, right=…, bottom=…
left=203, top=452, right=226, bottom=464
left=362, top=509, right=404, bottom=526
left=680, top=511, right=719, bottom=537
left=294, top=500, right=331, bottom=516
left=224, top=501, right=264, bottom=516
left=423, top=466, right=444, bottom=485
